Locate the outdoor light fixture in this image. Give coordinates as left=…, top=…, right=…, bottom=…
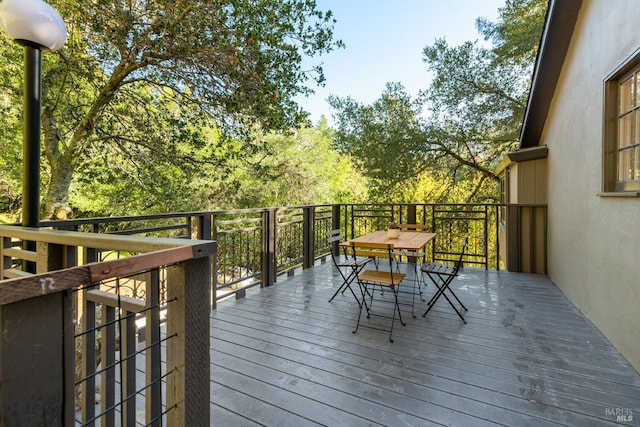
left=0, top=0, right=67, bottom=51
left=0, top=0, right=67, bottom=231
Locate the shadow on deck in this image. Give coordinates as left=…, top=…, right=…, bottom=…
left=210, top=261, right=640, bottom=426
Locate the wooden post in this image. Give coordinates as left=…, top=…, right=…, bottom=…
left=262, top=209, right=276, bottom=287
left=121, top=309, right=137, bottom=426
left=196, top=214, right=212, bottom=240
left=407, top=204, right=417, bottom=225
left=166, top=254, right=212, bottom=426
left=331, top=205, right=341, bottom=256
left=0, top=291, right=72, bottom=426
left=102, top=305, right=117, bottom=425
left=146, top=269, right=162, bottom=426
left=506, top=205, right=521, bottom=272
left=302, top=207, right=315, bottom=269
left=81, top=295, right=96, bottom=425
left=211, top=214, right=218, bottom=309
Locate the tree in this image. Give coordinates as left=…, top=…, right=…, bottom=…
left=0, top=46, right=24, bottom=221
left=227, top=118, right=367, bottom=207
left=328, top=83, right=430, bottom=200
left=476, top=0, right=547, bottom=67
left=0, top=0, right=343, bottom=218
left=329, top=0, right=547, bottom=203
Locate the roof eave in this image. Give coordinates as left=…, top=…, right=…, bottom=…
left=519, top=0, right=583, bottom=149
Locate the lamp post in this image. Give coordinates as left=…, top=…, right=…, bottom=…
left=0, top=0, right=67, bottom=229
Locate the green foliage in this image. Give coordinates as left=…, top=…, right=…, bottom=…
left=63, top=118, right=365, bottom=216
left=0, top=0, right=344, bottom=218
left=476, top=0, right=548, bottom=66
left=222, top=119, right=367, bottom=208
left=0, top=45, right=23, bottom=218
left=330, top=0, right=547, bottom=204
left=329, top=83, right=428, bottom=194
left=0, top=0, right=548, bottom=218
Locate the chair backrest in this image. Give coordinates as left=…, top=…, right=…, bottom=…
left=398, top=223, right=429, bottom=232
left=326, top=229, right=342, bottom=245
left=326, top=229, right=351, bottom=263
left=351, top=242, right=403, bottom=286
left=452, top=235, right=470, bottom=271
left=350, top=241, right=394, bottom=265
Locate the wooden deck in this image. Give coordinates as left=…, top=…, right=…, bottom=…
left=209, top=260, right=640, bottom=426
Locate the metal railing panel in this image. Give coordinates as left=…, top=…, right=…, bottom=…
left=20, top=202, right=545, bottom=296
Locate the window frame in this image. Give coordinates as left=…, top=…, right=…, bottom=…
left=603, top=48, right=640, bottom=193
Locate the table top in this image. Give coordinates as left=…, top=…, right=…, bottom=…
left=342, top=230, right=436, bottom=251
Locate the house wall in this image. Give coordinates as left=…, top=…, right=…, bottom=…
left=515, top=159, right=547, bottom=205
left=517, top=159, right=547, bottom=274
left=541, top=0, right=640, bottom=371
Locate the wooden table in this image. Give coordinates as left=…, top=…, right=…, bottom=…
left=342, top=230, right=436, bottom=252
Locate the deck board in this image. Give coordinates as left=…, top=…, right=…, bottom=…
left=210, top=261, right=640, bottom=426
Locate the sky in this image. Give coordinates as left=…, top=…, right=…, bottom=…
left=296, top=0, right=506, bottom=125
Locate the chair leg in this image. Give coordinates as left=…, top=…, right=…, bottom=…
left=328, top=268, right=357, bottom=303
left=395, top=260, right=421, bottom=318
left=359, top=282, right=373, bottom=317
left=328, top=274, right=348, bottom=302
left=422, top=281, right=442, bottom=317
left=447, top=285, right=468, bottom=312
left=410, top=261, right=422, bottom=317
left=417, top=260, right=426, bottom=302
left=353, top=281, right=406, bottom=341
left=352, top=287, right=365, bottom=334
left=389, top=284, right=405, bottom=342
left=396, top=287, right=405, bottom=327
left=330, top=261, right=370, bottom=305
left=423, top=273, right=467, bottom=324
left=353, top=281, right=373, bottom=333
left=438, top=287, right=467, bottom=324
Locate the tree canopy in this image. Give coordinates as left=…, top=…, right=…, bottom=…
left=0, top=0, right=550, bottom=222
left=0, top=0, right=344, bottom=219
left=329, top=0, right=547, bottom=203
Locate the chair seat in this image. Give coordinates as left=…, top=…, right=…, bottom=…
left=358, top=270, right=405, bottom=286
left=421, top=262, right=456, bottom=276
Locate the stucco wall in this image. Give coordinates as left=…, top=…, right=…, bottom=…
left=541, top=0, right=640, bottom=371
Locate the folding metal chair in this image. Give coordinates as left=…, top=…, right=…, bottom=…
left=326, top=229, right=370, bottom=305
left=351, top=242, right=406, bottom=342
left=421, top=235, right=469, bottom=324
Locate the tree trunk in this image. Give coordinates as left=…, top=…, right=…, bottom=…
left=42, top=107, right=76, bottom=220
left=43, top=155, right=75, bottom=220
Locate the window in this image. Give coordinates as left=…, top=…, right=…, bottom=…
left=616, top=72, right=640, bottom=184
left=604, top=53, right=640, bottom=192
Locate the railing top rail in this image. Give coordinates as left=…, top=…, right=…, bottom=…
left=2, top=203, right=549, bottom=230
left=344, top=203, right=547, bottom=207
left=23, top=204, right=338, bottom=229
left=0, top=243, right=213, bottom=306
left=0, top=225, right=212, bottom=253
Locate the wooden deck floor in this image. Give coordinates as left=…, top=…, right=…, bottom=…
left=209, top=261, right=640, bottom=426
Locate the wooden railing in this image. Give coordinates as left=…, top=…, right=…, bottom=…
left=0, top=225, right=214, bottom=426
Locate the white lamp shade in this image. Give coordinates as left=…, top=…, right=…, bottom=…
left=0, top=0, right=67, bottom=51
